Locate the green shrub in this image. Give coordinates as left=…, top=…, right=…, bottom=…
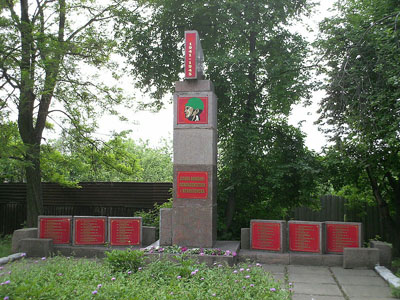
left=104, top=249, right=145, bottom=273
left=134, top=197, right=172, bottom=228
left=0, top=235, right=12, bottom=257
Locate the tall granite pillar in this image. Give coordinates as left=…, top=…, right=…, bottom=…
left=170, top=31, right=217, bottom=248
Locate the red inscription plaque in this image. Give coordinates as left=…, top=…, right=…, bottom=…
left=177, top=97, right=208, bottom=124
left=177, top=171, right=208, bottom=199
left=74, top=218, right=106, bottom=245
left=251, top=222, right=281, bottom=251
left=326, top=223, right=360, bottom=253
left=289, top=223, right=320, bottom=253
left=39, top=217, right=71, bottom=244
left=185, top=32, right=197, bottom=79
left=109, top=218, right=141, bottom=246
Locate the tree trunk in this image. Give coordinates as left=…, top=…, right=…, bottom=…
left=25, top=145, right=43, bottom=227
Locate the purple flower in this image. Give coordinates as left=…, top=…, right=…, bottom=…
left=170, top=292, right=174, bottom=295
left=233, top=270, right=238, bottom=274
left=200, top=277, right=205, bottom=281
left=97, top=284, right=102, bottom=288
left=232, top=252, right=237, bottom=257
left=242, top=286, right=246, bottom=289
left=235, top=280, right=238, bottom=283
left=212, top=293, right=216, bottom=296
left=138, top=267, right=142, bottom=271
left=246, top=268, right=250, bottom=271
left=4, top=296, right=9, bottom=300
left=7, top=271, right=11, bottom=275
left=289, top=288, right=294, bottom=292
left=58, top=273, right=63, bottom=276
left=21, top=253, right=27, bottom=257
left=191, top=271, right=197, bottom=275
left=181, top=247, right=188, bottom=252
left=92, top=290, right=98, bottom=295
left=289, top=282, right=293, bottom=286
left=0, top=267, right=3, bottom=270
left=177, top=275, right=182, bottom=279
left=256, top=263, right=261, bottom=267
left=34, top=260, right=38, bottom=263
left=41, top=257, right=46, bottom=260
left=245, top=275, right=250, bottom=279
left=218, top=264, right=222, bottom=268
left=250, top=284, right=255, bottom=287
left=127, top=271, right=132, bottom=275
left=111, top=277, right=116, bottom=281
left=199, top=252, right=205, bottom=256
left=240, top=268, right=244, bottom=272
left=270, top=288, right=276, bottom=292
left=3, top=280, right=10, bottom=285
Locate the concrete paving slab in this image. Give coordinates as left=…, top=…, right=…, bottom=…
left=289, top=273, right=336, bottom=284
left=336, top=274, right=388, bottom=286
left=288, top=265, right=331, bottom=276
left=261, top=264, right=285, bottom=274
left=331, top=267, right=379, bottom=277
left=293, top=283, right=342, bottom=296
left=349, top=298, right=398, bottom=300
left=341, top=284, right=393, bottom=298
left=271, top=273, right=285, bottom=282
left=292, top=295, right=344, bottom=300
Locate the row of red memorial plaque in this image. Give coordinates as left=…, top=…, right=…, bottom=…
left=38, top=216, right=142, bottom=246
left=250, top=220, right=362, bottom=254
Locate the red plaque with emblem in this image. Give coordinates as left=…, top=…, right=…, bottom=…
left=177, top=96, right=208, bottom=124
left=251, top=221, right=281, bottom=251
left=185, top=32, right=197, bottom=79
left=289, top=222, right=321, bottom=253
left=177, top=171, right=208, bottom=199
left=39, top=217, right=71, bottom=244
left=109, top=218, right=141, bottom=246
left=74, top=217, right=106, bottom=245
left=326, top=223, right=360, bottom=253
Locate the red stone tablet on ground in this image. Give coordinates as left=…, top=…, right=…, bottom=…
left=109, top=217, right=141, bottom=246
left=251, top=220, right=283, bottom=251
left=326, top=222, right=361, bottom=253
left=74, top=217, right=106, bottom=245
left=39, top=216, right=71, bottom=244
left=289, top=221, right=322, bottom=253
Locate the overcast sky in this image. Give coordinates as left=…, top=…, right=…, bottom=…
left=97, top=1, right=336, bottom=152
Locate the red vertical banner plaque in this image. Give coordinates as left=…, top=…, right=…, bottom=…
left=177, top=96, right=208, bottom=124
left=74, top=217, right=106, bottom=245
left=109, top=218, right=141, bottom=246
left=185, top=32, right=197, bottom=79
left=289, top=222, right=321, bottom=253
left=177, top=171, right=208, bottom=199
left=326, top=223, right=360, bottom=253
left=39, top=216, right=71, bottom=244
left=251, top=221, right=281, bottom=251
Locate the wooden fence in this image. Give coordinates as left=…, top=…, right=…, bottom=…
left=291, top=195, right=384, bottom=244
left=0, top=182, right=172, bottom=235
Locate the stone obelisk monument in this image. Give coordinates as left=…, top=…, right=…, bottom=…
left=160, top=30, right=217, bottom=248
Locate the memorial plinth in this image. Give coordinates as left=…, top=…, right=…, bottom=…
left=325, top=221, right=361, bottom=254
left=250, top=220, right=286, bottom=252
left=108, top=217, right=142, bottom=246
left=163, top=30, right=217, bottom=248
left=73, top=216, right=106, bottom=246
left=288, top=221, right=324, bottom=254
left=38, top=216, right=72, bottom=245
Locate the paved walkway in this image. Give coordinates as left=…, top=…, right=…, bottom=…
left=262, top=264, right=397, bottom=300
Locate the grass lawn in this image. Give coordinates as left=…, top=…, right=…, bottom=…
left=0, top=254, right=292, bottom=300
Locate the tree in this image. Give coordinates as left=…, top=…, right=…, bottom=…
left=316, top=0, right=400, bottom=250
left=0, top=0, right=136, bottom=226
left=115, top=0, right=321, bottom=237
